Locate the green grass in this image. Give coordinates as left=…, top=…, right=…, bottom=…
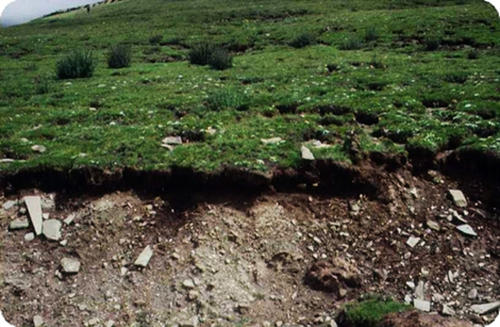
left=0, top=0, right=499, bottom=174
left=343, top=297, right=411, bottom=327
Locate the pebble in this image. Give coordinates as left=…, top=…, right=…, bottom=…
left=64, top=213, right=76, bottom=225
left=42, top=219, right=62, bottom=241
left=456, top=224, right=477, bottom=237
left=31, top=145, right=46, bottom=153
left=414, top=299, right=431, bottom=312
left=2, top=200, right=17, bottom=211
left=9, top=219, right=29, bottom=230
left=33, top=315, right=44, bottom=327
left=468, top=288, right=478, bottom=299
left=61, top=257, right=81, bottom=274
left=24, top=233, right=35, bottom=242
left=300, top=145, right=315, bottom=160
left=182, top=279, right=195, bottom=289
left=448, top=189, right=467, bottom=207
left=426, top=220, right=440, bottom=231
left=105, top=321, right=115, bottom=327
left=406, top=236, right=420, bottom=248
left=134, top=245, right=153, bottom=268
left=261, top=137, right=283, bottom=145
left=442, top=304, right=455, bottom=316
left=162, top=136, right=183, bottom=145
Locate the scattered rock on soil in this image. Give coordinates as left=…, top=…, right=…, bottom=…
left=456, top=224, right=477, bottom=237
left=261, top=137, right=283, bottom=145
left=24, top=196, right=43, bottom=236
left=406, top=236, right=420, bottom=248
left=426, top=220, right=440, bottom=231
left=63, top=213, right=76, bottom=225
left=31, top=145, right=46, bottom=153
left=24, top=233, right=35, bottom=242
left=42, top=219, right=62, bottom=241
left=134, top=245, right=153, bottom=268
left=301, top=145, right=315, bottom=160
left=8, top=219, right=29, bottom=230
left=2, top=200, right=17, bottom=211
left=448, top=189, right=467, bottom=207
left=305, top=259, right=360, bottom=295
left=33, top=315, right=44, bottom=327
left=470, top=301, right=500, bottom=315
left=61, top=258, right=81, bottom=274
left=381, top=311, right=473, bottom=327
left=413, top=299, right=430, bottom=312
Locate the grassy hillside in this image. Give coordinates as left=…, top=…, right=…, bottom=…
left=0, top=0, right=499, bottom=173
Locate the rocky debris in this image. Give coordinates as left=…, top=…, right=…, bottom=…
left=24, top=233, right=35, bottom=242
left=456, top=224, right=477, bottom=237
left=413, top=299, right=430, bottom=312
left=414, top=281, right=425, bottom=300
left=261, top=137, right=283, bottom=145
left=300, top=145, right=315, bottom=160
left=448, top=189, right=467, bottom=207
left=406, top=236, right=420, bottom=248
left=2, top=200, right=17, bottom=211
left=24, top=196, right=43, bottom=236
left=426, top=220, right=440, bottom=231
left=381, top=311, right=473, bottom=327
left=161, top=136, right=183, bottom=150
left=182, top=279, right=195, bottom=289
left=105, top=320, right=115, bottom=327
left=8, top=219, right=29, bottom=230
left=305, top=258, right=360, bottom=295
left=134, top=245, right=153, bottom=268
left=33, top=315, right=44, bottom=327
left=64, top=213, right=76, bottom=225
left=442, top=304, right=455, bottom=316
left=61, top=258, right=81, bottom=274
left=470, top=301, right=500, bottom=315
left=42, top=219, right=62, bottom=241
left=468, top=288, right=478, bottom=300
left=31, top=145, right=46, bottom=153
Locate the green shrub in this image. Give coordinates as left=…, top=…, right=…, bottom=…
left=107, top=44, right=132, bottom=68
left=56, top=50, right=96, bottom=79
left=424, top=37, right=440, bottom=51
left=188, top=42, right=216, bottom=65
left=206, top=88, right=250, bottom=111
left=289, top=32, right=316, bottom=48
left=339, top=36, right=364, bottom=50
left=149, top=34, right=163, bottom=45
left=342, top=297, right=410, bottom=327
left=444, top=72, right=468, bottom=84
left=208, top=48, right=233, bottom=70
left=467, top=49, right=479, bottom=59
left=33, top=75, right=51, bottom=94
left=364, top=26, right=379, bottom=42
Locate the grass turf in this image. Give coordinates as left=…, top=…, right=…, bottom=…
left=0, top=0, right=499, bottom=173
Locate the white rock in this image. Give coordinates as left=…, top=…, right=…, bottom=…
left=426, top=220, right=440, bottom=231
left=261, top=137, right=283, bottom=145
left=24, top=233, right=35, bottom=242
left=31, top=145, right=46, bottom=153
left=414, top=299, right=431, bottom=312
left=105, top=320, right=115, bottom=327
left=442, top=304, right=455, bottom=316
left=448, top=189, right=467, bottom=207
left=24, top=196, right=43, bottom=236
left=301, top=145, right=315, bottom=160
left=406, top=236, right=421, bottom=248
left=470, top=301, right=500, bottom=315
left=61, top=257, right=80, bottom=274
left=33, top=315, right=44, bottom=327
left=162, top=136, right=183, bottom=145
left=182, top=279, right=195, bottom=289
left=468, top=288, right=478, bottom=299
left=0, top=311, right=15, bottom=327
left=9, top=218, right=29, bottom=230
left=414, top=281, right=425, bottom=300
left=64, top=213, right=76, bottom=225
left=2, top=200, right=17, bottom=211
left=42, top=213, right=50, bottom=220
left=456, top=224, right=477, bottom=237
left=134, top=245, right=153, bottom=268
left=42, top=219, right=62, bottom=241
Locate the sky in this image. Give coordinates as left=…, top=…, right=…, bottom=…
left=0, top=0, right=102, bottom=26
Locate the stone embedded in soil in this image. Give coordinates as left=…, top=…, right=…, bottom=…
left=301, top=145, right=315, bottom=160
left=8, top=218, right=29, bottom=230
left=24, top=196, right=43, bottom=236
left=162, top=136, right=183, bottom=145
left=426, top=220, right=440, bottom=231
left=456, top=224, right=477, bottom=237
left=2, top=200, right=17, bottom=211
left=42, top=219, right=62, bottom=241
left=406, top=236, right=421, bottom=248
left=468, top=288, right=478, bottom=299
left=414, top=281, right=425, bottom=300
left=33, top=315, right=44, bottom=327
left=182, top=279, right=195, bottom=289
left=134, top=245, right=153, bottom=268
left=31, top=145, right=46, bottom=153
left=414, top=299, right=431, bottom=312
left=64, top=213, right=76, bottom=225
left=61, top=257, right=81, bottom=274
left=442, top=304, right=455, bottom=316
left=381, top=311, right=473, bottom=327
left=470, top=301, right=500, bottom=315
left=261, top=137, right=283, bottom=145
left=24, top=233, right=35, bottom=242
left=448, top=189, right=467, bottom=207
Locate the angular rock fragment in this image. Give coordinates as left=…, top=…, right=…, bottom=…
left=448, top=189, right=467, bottom=207
left=9, top=219, right=29, bottom=230
left=24, top=196, right=43, bottom=236
left=456, top=224, right=477, bottom=237
left=61, top=257, right=81, bottom=274
left=2, top=200, right=17, bottom=211
left=64, top=213, right=76, bottom=225
left=413, top=299, right=430, bottom=312
left=426, top=220, right=440, bottom=231
left=470, top=301, right=500, bottom=315
left=24, top=233, right=35, bottom=242
left=42, top=219, right=62, bottom=241
left=134, top=245, right=153, bottom=268
left=33, top=315, right=44, bottom=327
left=301, top=145, right=315, bottom=160
left=406, top=236, right=420, bottom=248
left=261, top=137, right=283, bottom=145
left=381, top=311, right=473, bottom=327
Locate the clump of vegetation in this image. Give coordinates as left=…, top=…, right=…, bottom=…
left=467, top=49, right=479, bottom=59
left=339, top=36, right=364, bottom=50
left=289, top=32, right=317, bottom=48
left=424, top=36, right=440, bottom=51
left=33, top=75, right=51, bottom=94
left=188, top=42, right=216, bottom=65
left=56, top=50, right=96, bottom=79
left=208, top=48, right=233, bottom=70
left=341, top=296, right=410, bottom=327
left=444, top=71, right=468, bottom=84
left=364, top=26, right=379, bottom=42
left=107, top=44, right=132, bottom=68
left=206, top=88, right=250, bottom=111
left=149, top=34, right=163, bottom=45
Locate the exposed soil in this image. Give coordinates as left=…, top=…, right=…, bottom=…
left=0, top=160, right=499, bottom=326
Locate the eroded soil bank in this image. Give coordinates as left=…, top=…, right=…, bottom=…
left=0, top=162, right=498, bottom=326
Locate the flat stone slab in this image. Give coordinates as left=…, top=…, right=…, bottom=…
left=24, top=196, right=43, bottom=236
left=42, top=219, right=62, bottom=241
left=470, top=301, right=500, bottom=315
left=162, top=136, right=183, bottom=145
left=134, top=245, right=153, bottom=267
left=301, top=145, right=315, bottom=160
left=9, top=219, right=29, bottom=230
left=2, top=200, right=17, bottom=211
left=61, top=257, right=80, bottom=274
left=261, top=137, right=283, bottom=145
left=448, top=189, right=467, bottom=207
left=456, top=224, right=477, bottom=237
left=406, top=236, right=421, bottom=248
left=414, top=299, right=431, bottom=312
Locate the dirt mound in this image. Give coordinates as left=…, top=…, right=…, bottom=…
left=380, top=311, right=473, bottom=327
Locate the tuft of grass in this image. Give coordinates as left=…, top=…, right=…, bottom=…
left=339, top=36, right=364, bottom=50
left=107, top=44, right=132, bottom=69
left=208, top=48, right=233, bottom=70
left=33, top=75, right=51, bottom=94
left=342, top=296, right=411, bottom=327
left=149, top=34, right=163, bottom=45
left=424, top=37, right=441, bottom=51
left=206, top=88, right=250, bottom=111
left=56, top=49, right=96, bottom=79
left=467, top=49, right=479, bottom=59
left=188, top=42, right=216, bottom=66
left=364, top=26, right=379, bottom=42
left=289, top=32, right=317, bottom=48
